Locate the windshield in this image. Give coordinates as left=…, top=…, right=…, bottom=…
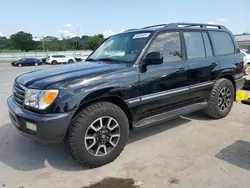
left=88, top=32, right=152, bottom=64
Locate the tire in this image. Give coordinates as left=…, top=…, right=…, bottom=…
left=203, top=78, right=235, bottom=119
left=68, top=59, right=74, bottom=64
left=245, top=63, right=250, bottom=75
left=18, top=64, right=22, bottom=67
left=66, top=101, right=129, bottom=168
left=52, top=60, right=57, bottom=65
left=35, top=63, right=38, bottom=66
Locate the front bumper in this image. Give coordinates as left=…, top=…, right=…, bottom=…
left=7, top=96, right=75, bottom=144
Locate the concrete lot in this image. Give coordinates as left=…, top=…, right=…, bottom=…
left=0, top=62, right=250, bottom=188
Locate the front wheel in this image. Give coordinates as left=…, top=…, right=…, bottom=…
left=18, top=64, right=22, bottom=67
left=203, top=78, right=235, bottom=119
left=66, top=102, right=129, bottom=168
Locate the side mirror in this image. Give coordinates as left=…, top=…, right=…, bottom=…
left=144, top=52, right=163, bottom=65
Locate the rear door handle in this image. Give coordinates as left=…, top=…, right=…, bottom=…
left=211, top=62, right=218, bottom=66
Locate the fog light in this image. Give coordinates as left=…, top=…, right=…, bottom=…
left=26, top=122, right=37, bottom=132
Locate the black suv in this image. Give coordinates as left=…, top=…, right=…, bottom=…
left=8, top=23, right=245, bottom=168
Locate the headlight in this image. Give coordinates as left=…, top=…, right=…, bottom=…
left=24, top=89, right=59, bottom=110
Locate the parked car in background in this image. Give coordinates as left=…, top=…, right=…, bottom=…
left=42, top=56, right=49, bottom=63
left=241, top=50, right=250, bottom=75
left=11, top=58, right=42, bottom=67
left=75, top=53, right=88, bottom=61
left=45, top=55, right=75, bottom=64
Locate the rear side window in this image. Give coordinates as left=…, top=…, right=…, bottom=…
left=202, top=32, right=213, bottom=57
left=184, top=32, right=205, bottom=59
left=209, top=31, right=235, bottom=56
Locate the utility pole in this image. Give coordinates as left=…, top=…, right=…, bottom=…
left=74, top=25, right=80, bottom=56
left=42, top=34, right=45, bottom=52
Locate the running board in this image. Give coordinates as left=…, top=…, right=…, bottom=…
left=133, top=102, right=208, bottom=129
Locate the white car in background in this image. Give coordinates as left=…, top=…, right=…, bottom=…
left=45, top=55, right=75, bottom=64
left=241, top=50, right=250, bottom=75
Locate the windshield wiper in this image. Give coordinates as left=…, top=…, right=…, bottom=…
left=86, top=58, right=98, bottom=61
left=97, top=58, right=121, bottom=63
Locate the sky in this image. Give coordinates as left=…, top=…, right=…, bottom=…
left=0, top=0, right=249, bottom=39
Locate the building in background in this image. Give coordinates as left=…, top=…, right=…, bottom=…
left=235, top=33, right=250, bottom=50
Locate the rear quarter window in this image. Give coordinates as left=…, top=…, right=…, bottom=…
left=209, top=31, right=235, bottom=56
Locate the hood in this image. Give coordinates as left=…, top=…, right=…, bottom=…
left=16, top=61, right=126, bottom=89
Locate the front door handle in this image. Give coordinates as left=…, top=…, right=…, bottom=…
left=176, top=68, right=186, bottom=73
left=211, top=62, right=218, bottom=66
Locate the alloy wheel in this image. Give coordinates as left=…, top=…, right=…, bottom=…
left=85, top=116, right=121, bottom=156
left=218, top=87, right=231, bottom=111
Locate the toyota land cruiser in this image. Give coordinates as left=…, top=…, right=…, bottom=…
left=8, top=23, right=245, bottom=168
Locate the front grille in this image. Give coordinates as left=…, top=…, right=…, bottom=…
left=13, top=82, right=26, bottom=106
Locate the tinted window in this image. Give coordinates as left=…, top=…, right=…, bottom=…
left=52, top=55, right=64, bottom=58
left=184, top=32, right=205, bottom=59
left=209, top=31, right=235, bottom=55
left=202, top=32, right=213, bottom=57
left=148, top=32, right=182, bottom=63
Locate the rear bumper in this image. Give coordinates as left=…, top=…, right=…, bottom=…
left=7, top=96, right=75, bottom=144
left=235, top=77, right=245, bottom=90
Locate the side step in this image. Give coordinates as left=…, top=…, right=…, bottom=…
left=133, top=102, right=208, bottom=129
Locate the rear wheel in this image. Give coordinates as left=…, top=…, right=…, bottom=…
left=203, top=78, right=234, bottom=119
left=66, top=101, right=129, bottom=168
left=68, top=59, right=74, bottom=64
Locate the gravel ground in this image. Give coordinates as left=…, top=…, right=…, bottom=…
left=0, top=62, right=250, bottom=188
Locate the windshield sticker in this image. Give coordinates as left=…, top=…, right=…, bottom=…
left=133, top=33, right=150, bottom=39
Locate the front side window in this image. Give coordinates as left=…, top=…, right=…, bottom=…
left=88, top=32, right=151, bottom=64
left=209, top=31, right=235, bottom=56
left=184, top=32, right=205, bottom=59
left=147, top=32, right=182, bottom=63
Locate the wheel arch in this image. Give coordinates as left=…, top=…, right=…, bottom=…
left=220, top=73, right=236, bottom=92
left=72, top=95, right=133, bottom=129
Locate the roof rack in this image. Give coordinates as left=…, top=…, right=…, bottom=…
left=124, top=23, right=228, bottom=33
left=167, top=23, right=227, bottom=30
left=143, top=24, right=168, bottom=29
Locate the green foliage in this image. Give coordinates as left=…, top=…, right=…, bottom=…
left=10, top=31, right=35, bottom=52
left=85, top=35, right=105, bottom=50
left=1, top=31, right=105, bottom=52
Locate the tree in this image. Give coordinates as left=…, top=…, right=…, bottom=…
left=85, top=34, right=104, bottom=50
left=43, top=36, right=62, bottom=51
left=0, top=37, right=12, bottom=51
left=10, top=31, right=35, bottom=52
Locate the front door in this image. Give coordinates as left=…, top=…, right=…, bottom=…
left=138, top=31, right=190, bottom=120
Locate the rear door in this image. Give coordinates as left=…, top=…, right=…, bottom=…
left=183, top=31, right=219, bottom=102
left=209, top=31, right=243, bottom=76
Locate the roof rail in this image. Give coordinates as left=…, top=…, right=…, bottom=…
left=167, top=22, right=228, bottom=30
left=143, top=24, right=168, bottom=29
left=124, top=28, right=138, bottom=32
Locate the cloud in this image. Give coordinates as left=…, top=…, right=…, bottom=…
left=58, top=30, right=76, bottom=38
left=208, top=21, right=215, bottom=25
left=217, top=18, right=227, bottom=22
left=0, top=32, right=4, bottom=37
left=64, top=23, right=72, bottom=27
left=103, top=30, right=116, bottom=37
